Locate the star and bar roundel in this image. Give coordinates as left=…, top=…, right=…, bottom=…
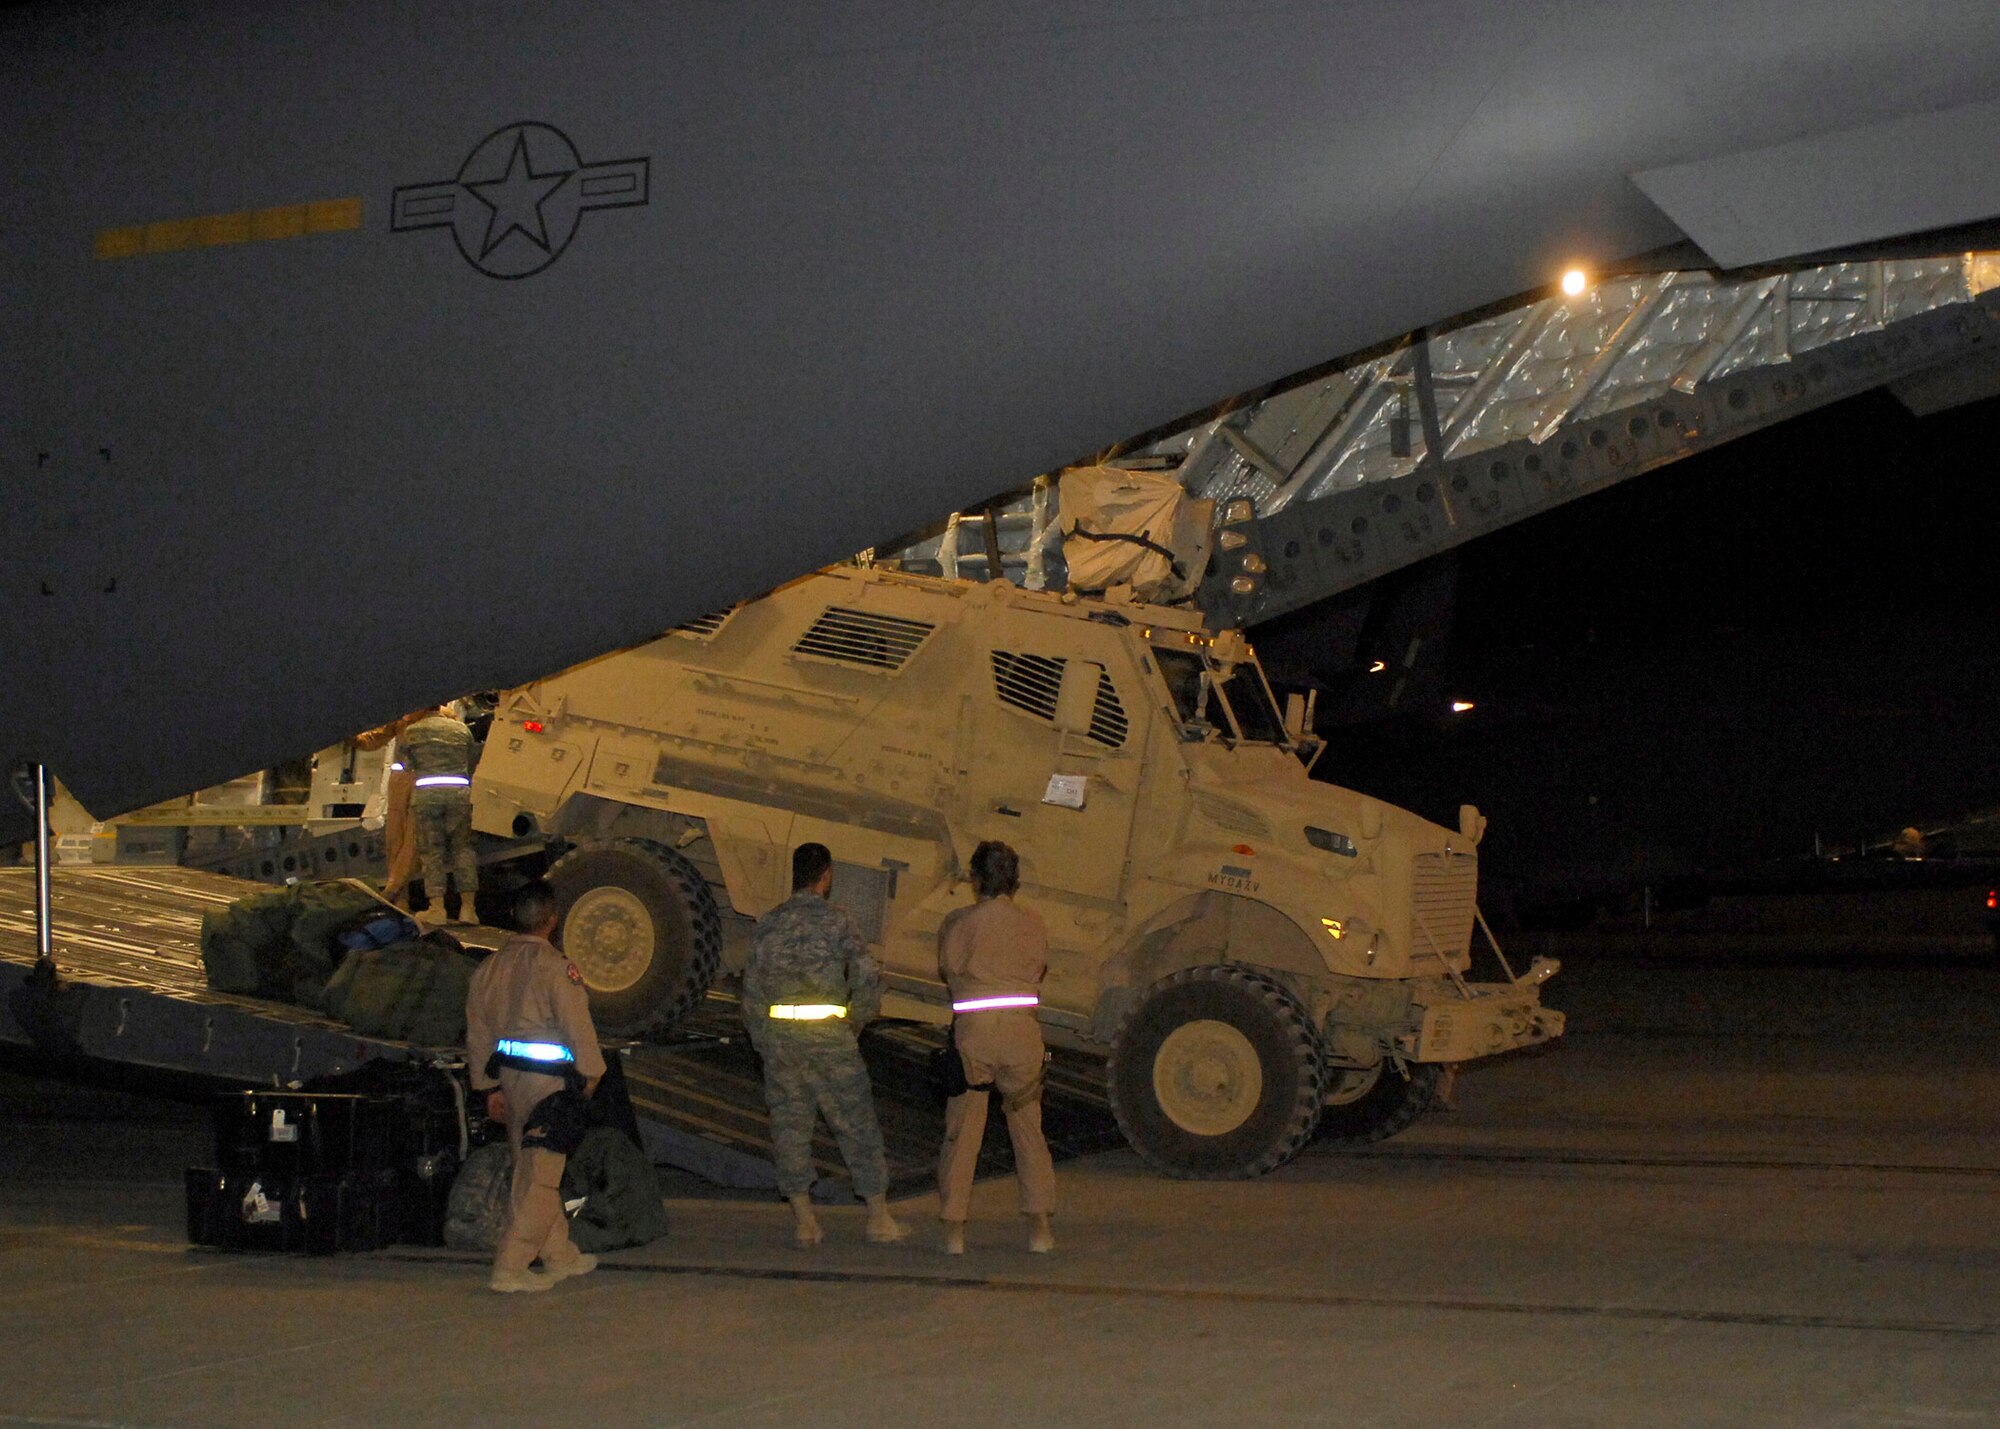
left=392, top=121, right=649, bottom=279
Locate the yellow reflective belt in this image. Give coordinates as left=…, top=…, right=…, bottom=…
left=768, top=1004, right=849, bottom=1021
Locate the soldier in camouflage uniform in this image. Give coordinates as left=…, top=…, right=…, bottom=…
left=402, top=704, right=480, bottom=923
left=742, top=842, right=909, bottom=1248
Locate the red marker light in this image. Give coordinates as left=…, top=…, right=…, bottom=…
left=1987, top=890, right=1997, bottom=911
left=523, top=720, right=546, bottom=734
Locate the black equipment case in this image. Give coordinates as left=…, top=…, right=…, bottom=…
left=188, top=1074, right=474, bottom=1254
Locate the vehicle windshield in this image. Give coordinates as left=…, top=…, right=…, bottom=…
left=1155, top=648, right=1292, bottom=749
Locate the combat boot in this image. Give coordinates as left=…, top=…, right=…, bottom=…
left=488, top=1266, right=555, bottom=1294
left=544, top=1252, right=597, bottom=1283
left=788, top=1193, right=824, bottom=1248
left=864, top=1193, right=910, bottom=1244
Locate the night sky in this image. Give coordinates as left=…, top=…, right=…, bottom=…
left=1324, top=388, right=2000, bottom=892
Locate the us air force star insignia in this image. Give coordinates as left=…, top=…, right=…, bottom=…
left=391, top=121, right=649, bottom=279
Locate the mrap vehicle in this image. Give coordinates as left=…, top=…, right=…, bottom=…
left=472, top=566, right=1562, bottom=1178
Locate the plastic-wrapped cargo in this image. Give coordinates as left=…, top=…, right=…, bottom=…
left=1058, top=465, right=1213, bottom=604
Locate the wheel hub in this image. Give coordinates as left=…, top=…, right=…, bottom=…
left=1323, top=1063, right=1383, bottom=1107
left=562, top=886, right=656, bottom=993
left=1152, top=1018, right=1264, bottom=1137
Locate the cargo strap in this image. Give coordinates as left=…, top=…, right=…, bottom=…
left=413, top=774, right=470, bottom=788
left=951, top=994, right=1040, bottom=1013
left=768, top=1004, right=849, bottom=1021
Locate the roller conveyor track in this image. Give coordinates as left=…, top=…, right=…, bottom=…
left=0, top=866, right=1119, bottom=1196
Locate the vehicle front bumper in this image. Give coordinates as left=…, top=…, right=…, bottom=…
left=1402, top=960, right=1565, bottom=1062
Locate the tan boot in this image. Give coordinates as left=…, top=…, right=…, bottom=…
left=1026, top=1212, right=1055, bottom=1254
left=489, top=1265, right=555, bottom=1293
left=941, top=1220, right=966, bottom=1256
left=864, top=1193, right=910, bottom=1244
left=544, top=1252, right=598, bottom=1283
left=788, top=1193, right=824, bottom=1248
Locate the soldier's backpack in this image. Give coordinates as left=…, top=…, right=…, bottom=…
left=443, top=1141, right=514, bottom=1252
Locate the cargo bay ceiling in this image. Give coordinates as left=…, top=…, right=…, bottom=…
left=6, top=0, right=2000, bottom=840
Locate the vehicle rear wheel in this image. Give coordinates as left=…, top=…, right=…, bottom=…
left=1316, top=1060, right=1441, bottom=1146
left=547, top=838, right=721, bottom=1038
left=1107, top=965, right=1325, bottom=1180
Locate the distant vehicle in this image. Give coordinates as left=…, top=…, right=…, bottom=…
left=470, top=566, right=1562, bottom=1179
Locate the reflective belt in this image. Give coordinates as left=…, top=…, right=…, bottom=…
left=951, top=994, right=1040, bottom=1013
left=768, top=1004, right=849, bottom=1021
left=413, top=774, right=470, bottom=788
left=496, top=1038, right=575, bottom=1064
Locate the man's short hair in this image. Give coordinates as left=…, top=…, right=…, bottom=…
left=970, top=841, right=1020, bottom=899
left=792, top=842, right=834, bottom=891
left=510, top=879, right=559, bottom=933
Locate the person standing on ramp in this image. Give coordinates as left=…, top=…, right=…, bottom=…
left=403, top=703, right=481, bottom=923
left=742, top=842, right=910, bottom=1249
left=936, top=840, right=1057, bottom=1255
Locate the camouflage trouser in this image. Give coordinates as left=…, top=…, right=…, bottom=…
left=760, top=1031, right=888, bottom=1199
left=411, top=795, right=478, bottom=903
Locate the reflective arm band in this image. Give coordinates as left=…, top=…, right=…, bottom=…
left=768, top=1004, right=849, bottom=1021
left=413, top=774, right=471, bottom=788
left=497, top=1038, right=576, bottom=1063
left=951, top=994, right=1041, bottom=1013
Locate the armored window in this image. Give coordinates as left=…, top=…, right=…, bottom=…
left=790, top=606, right=935, bottom=672
left=990, top=651, right=1130, bottom=748
left=670, top=607, right=734, bottom=640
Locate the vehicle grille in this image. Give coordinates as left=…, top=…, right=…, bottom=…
left=1410, top=850, right=1477, bottom=963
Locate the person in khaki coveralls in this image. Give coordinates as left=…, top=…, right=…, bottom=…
left=466, top=880, right=607, bottom=1293
left=353, top=710, right=428, bottom=908
left=936, top=840, right=1058, bottom=1255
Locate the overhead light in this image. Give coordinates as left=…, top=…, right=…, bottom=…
left=1450, top=700, right=1475, bottom=713
left=1560, top=268, right=1588, bottom=296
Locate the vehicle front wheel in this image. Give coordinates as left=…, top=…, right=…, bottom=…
left=1107, top=965, right=1326, bottom=1180
left=1316, top=1060, right=1442, bottom=1146
left=547, top=838, right=721, bottom=1038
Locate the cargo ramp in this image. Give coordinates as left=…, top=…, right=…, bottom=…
left=0, top=867, right=1117, bottom=1198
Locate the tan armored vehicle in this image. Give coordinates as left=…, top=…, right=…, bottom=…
left=472, top=566, right=1562, bottom=1178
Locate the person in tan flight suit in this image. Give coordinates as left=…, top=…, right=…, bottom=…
left=935, top=840, right=1058, bottom=1255
left=353, top=710, right=428, bottom=908
left=466, top=879, right=607, bottom=1293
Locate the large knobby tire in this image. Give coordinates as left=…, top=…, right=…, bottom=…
left=1316, top=1060, right=1442, bottom=1147
left=547, top=838, right=721, bottom=1038
left=1107, top=966, right=1326, bottom=1180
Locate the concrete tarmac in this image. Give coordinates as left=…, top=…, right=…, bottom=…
left=3, top=941, right=1998, bottom=1428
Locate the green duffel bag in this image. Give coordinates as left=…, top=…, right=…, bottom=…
left=199, top=885, right=305, bottom=999
left=288, top=881, right=396, bottom=1003
left=323, top=937, right=478, bottom=1045
left=441, top=1128, right=670, bottom=1256
left=564, top=1125, right=671, bottom=1254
